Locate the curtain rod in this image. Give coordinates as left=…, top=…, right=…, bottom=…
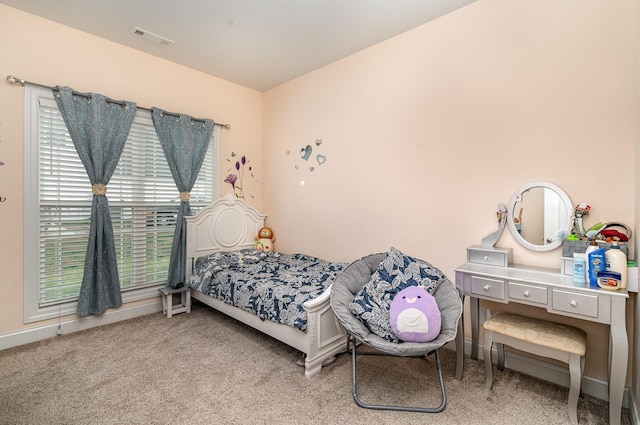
left=6, top=75, right=231, bottom=129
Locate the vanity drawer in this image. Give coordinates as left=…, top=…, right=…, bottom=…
left=551, top=289, right=598, bottom=319
left=467, top=246, right=512, bottom=267
left=470, top=276, right=505, bottom=301
left=508, top=282, right=547, bottom=306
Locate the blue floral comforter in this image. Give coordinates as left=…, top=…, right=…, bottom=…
left=188, top=249, right=347, bottom=331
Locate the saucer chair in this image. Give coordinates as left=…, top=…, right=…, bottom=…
left=330, top=252, right=462, bottom=413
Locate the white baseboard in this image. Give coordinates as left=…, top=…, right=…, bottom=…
left=450, top=338, right=632, bottom=409
left=0, top=300, right=162, bottom=351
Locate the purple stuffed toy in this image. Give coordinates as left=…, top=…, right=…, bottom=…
left=389, top=286, right=441, bottom=342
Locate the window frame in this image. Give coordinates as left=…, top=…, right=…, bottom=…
left=23, top=86, right=219, bottom=323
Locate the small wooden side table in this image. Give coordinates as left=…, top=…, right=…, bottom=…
left=158, top=286, right=191, bottom=318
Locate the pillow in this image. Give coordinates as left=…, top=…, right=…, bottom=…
left=194, top=248, right=268, bottom=271
left=190, top=248, right=268, bottom=292
left=389, top=286, right=441, bottom=342
left=348, top=247, right=446, bottom=342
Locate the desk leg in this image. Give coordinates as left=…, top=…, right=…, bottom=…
left=470, top=296, right=480, bottom=360
left=608, top=297, right=628, bottom=425
left=455, top=311, right=464, bottom=380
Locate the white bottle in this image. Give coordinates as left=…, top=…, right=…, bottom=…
left=606, top=243, right=628, bottom=289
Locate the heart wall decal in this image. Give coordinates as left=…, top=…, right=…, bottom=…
left=288, top=139, right=330, bottom=176
left=300, top=145, right=312, bottom=161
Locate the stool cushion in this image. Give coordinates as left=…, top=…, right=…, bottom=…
left=483, top=312, right=587, bottom=356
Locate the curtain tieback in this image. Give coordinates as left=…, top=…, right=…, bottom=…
left=180, top=191, right=191, bottom=202
left=91, top=183, right=107, bottom=196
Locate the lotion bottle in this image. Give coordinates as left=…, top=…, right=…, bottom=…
left=605, top=242, right=627, bottom=289
left=572, top=253, right=586, bottom=284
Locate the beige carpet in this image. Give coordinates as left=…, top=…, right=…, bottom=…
left=0, top=302, right=632, bottom=425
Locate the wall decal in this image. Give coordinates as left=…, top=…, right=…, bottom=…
left=224, top=154, right=256, bottom=199
left=300, top=145, right=312, bottom=161
left=286, top=138, right=331, bottom=186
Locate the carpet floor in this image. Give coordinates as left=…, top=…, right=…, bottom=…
left=0, top=302, right=632, bottom=425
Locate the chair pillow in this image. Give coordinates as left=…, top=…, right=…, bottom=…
left=390, top=286, right=441, bottom=342
left=348, top=247, right=446, bottom=342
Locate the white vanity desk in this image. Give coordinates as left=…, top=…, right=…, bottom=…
left=454, top=261, right=629, bottom=425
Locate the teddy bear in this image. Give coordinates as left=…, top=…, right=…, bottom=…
left=254, top=226, right=276, bottom=252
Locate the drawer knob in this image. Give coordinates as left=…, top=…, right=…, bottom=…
left=483, top=255, right=490, bottom=261
left=523, top=291, right=530, bottom=297
left=570, top=300, right=578, bottom=307
left=483, top=285, right=490, bottom=291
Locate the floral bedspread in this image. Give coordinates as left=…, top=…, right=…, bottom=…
left=188, top=249, right=347, bottom=331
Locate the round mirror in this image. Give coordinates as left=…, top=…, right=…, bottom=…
left=507, top=182, right=572, bottom=252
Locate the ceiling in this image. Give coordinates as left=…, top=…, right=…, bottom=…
left=2, top=0, right=477, bottom=92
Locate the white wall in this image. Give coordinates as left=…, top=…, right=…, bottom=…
left=263, top=0, right=637, bottom=384
left=0, top=4, right=264, bottom=335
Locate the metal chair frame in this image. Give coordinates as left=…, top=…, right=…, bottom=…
left=330, top=253, right=462, bottom=414
left=348, top=334, right=447, bottom=413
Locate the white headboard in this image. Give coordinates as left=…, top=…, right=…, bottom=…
left=185, top=194, right=266, bottom=280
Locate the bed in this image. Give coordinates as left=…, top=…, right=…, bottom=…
left=184, top=194, right=349, bottom=377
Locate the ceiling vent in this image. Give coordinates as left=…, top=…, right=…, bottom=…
left=133, top=27, right=175, bottom=47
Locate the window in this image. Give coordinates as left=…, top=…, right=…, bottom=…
left=24, top=86, right=219, bottom=322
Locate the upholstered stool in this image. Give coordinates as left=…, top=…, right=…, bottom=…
left=483, top=312, right=587, bottom=424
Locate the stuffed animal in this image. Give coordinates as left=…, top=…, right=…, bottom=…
left=389, top=286, right=441, bottom=343
left=254, top=226, right=276, bottom=252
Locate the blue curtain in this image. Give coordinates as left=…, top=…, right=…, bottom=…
left=54, top=86, right=136, bottom=316
left=151, top=108, right=214, bottom=289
